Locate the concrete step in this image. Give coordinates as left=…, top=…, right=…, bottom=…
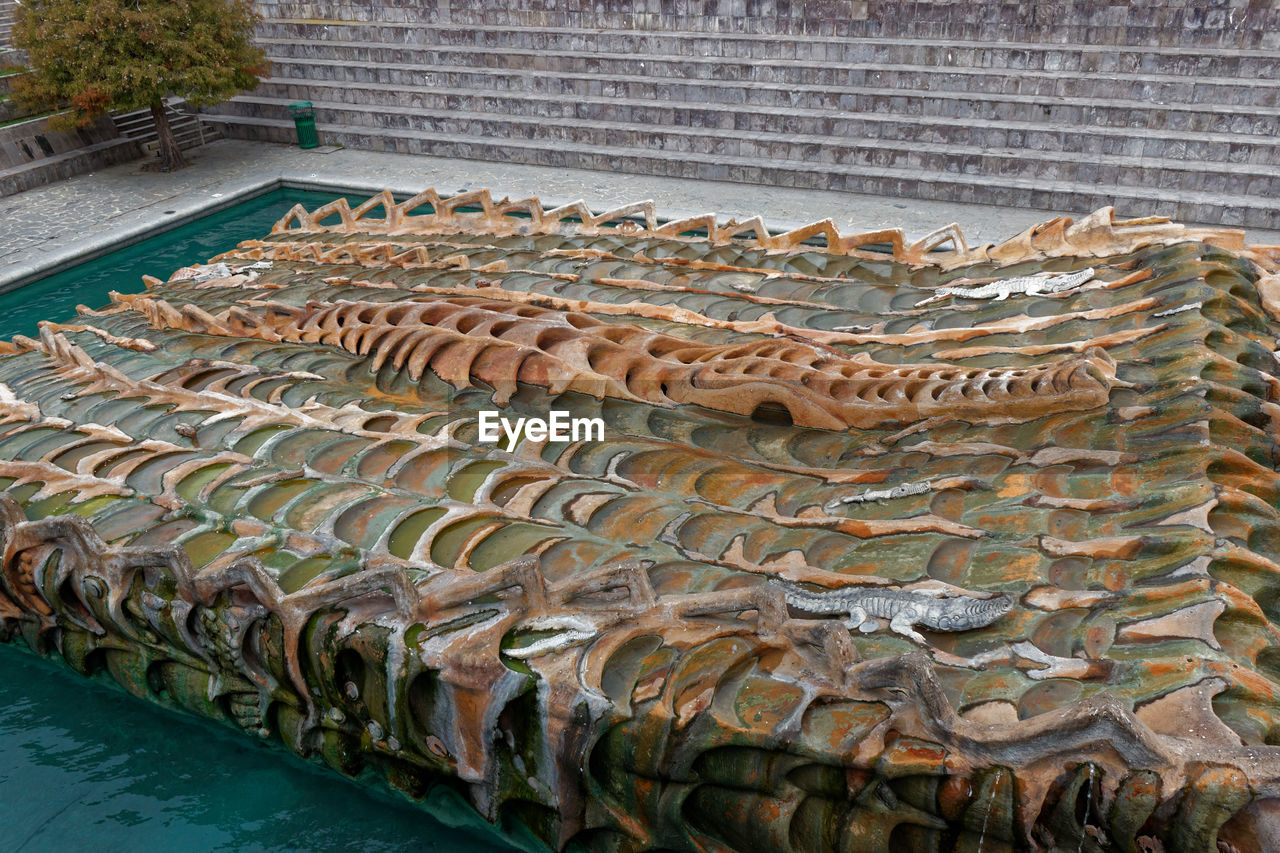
left=251, top=5, right=1280, bottom=46
left=258, top=58, right=1280, bottom=139
left=112, top=115, right=202, bottom=139
left=208, top=94, right=1280, bottom=193
left=112, top=99, right=217, bottom=152
left=112, top=116, right=156, bottom=134
left=129, top=128, right=211, bottom=149
left=0, top=0, right=12, bottom=48
left=201, top=112, right=1280, bottom=229
left=254, top=19, right=1280, bottom=77
left=228, top=15, right=1280, bottom=230
left=256, top=38, right=1280, bottom=108
left=242, top=74, right=1280, bottom=152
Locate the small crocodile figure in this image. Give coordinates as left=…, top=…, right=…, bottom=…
left=915, top=267, right=1096, bottom=306
left=775, top=581, right=1014, bottom=644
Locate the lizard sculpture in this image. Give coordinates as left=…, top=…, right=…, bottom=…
left=774, top=580, right=1014, bottom=644
left=915, top=266, right=1096, bottom=305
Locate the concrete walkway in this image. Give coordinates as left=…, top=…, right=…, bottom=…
left=3, top=138, right=1277, bottom=291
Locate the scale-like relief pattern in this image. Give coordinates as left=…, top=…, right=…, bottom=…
left=1, top=190, right=1280, bottom=852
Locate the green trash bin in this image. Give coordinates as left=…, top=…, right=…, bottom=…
left=288, top=101, right=319, bottom=149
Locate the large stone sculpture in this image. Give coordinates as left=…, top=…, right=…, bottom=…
left=1, top=189, right=1279, bottom=852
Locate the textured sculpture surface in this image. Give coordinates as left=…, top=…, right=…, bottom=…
left=2, top=189, right=1280, bottom=851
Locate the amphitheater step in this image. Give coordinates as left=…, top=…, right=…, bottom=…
left=254, top=20, right=1280, bottom=77
left=206, top=92, right=1280, bottom=199
left=255, top=38, right=1280, bottom=110
left=252, top=6, right=1280, bottom=46
left=241, top=73, right=1280, bottom=148
left=227, top=16, right=1280, bottom=228
left=202, top=113, right=1279, bottom=229
left=0, top=0, right=13, bottom=39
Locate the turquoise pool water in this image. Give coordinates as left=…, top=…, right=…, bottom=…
left=0, top=189, right=528, bottom=852
left=0, top=647, right=528, bottom=852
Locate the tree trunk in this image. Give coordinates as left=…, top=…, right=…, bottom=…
left=150, top=99, right=189, bottom=172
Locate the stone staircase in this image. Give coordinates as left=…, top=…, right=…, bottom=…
left=0, top=0, right=19, bottom=66
left=0, top=0, right=14, bottom=50
left=200, top=5, right=1280, bottom=228
left=113, top=98, right=220, bottom=157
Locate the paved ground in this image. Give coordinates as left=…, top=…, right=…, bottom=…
left=3, top=138, right=1278, bottom=291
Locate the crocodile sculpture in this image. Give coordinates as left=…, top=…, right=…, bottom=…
left=775, top=580, right=1014, bottom=643
left=1, top=189, right=1280, bottom=852
left=915, top=266, right=1097, bottom=305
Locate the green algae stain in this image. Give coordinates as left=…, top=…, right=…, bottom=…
left=446, top=460, right=507, bottom=503
left=180, top=531, right=239, bottom=570
left=232, top=424, right=293, bottom=457
left=466, top=523, right=561, bottom=572
left=23, top=490, right=75, bottom=519
left=278, top=555, right=334, bottom=593
left=176, top=462, right=232, bottom=503
left=387, top=506, right=447, bottom=559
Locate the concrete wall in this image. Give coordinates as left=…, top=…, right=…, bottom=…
left=0, top=114, right=140, bottom=197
